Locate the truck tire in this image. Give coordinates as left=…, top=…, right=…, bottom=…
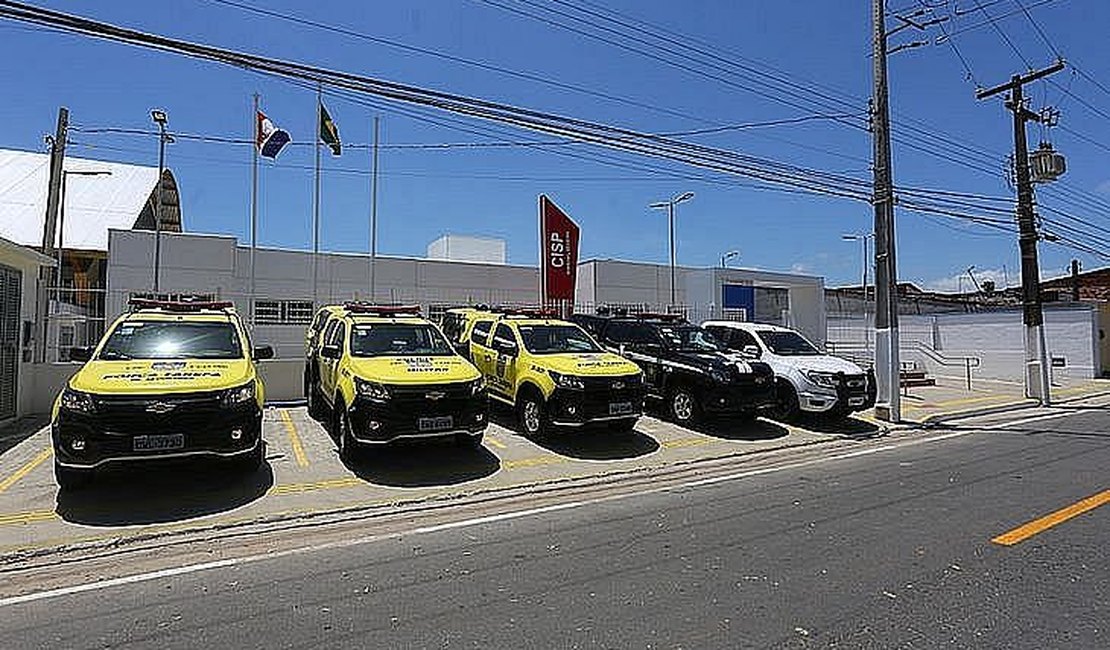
left=306, top=371, right=325, bottom=421
left=335, top=402, right=360, bottom=463
left=668, top=386, right=700, bottom=426
left=517, top=391, right=549, bottom=439
left=770, top=380, right=801, bottom=423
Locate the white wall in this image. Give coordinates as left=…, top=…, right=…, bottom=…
left=1, top=242, right=53, bottom=420
left=107, top=230, right=540, bottom=360
left=828, top=305, right=1100, bottom=381
left=427, top=235, right=507, bottom=265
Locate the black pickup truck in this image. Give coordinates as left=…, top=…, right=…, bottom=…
left=573, top=313, right=778, bottom=426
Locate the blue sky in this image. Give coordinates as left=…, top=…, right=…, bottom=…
left=0, top=0, right=1105, bottom=290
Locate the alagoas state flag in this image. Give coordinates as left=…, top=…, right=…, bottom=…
left=256, top=111, right=291, bottom=159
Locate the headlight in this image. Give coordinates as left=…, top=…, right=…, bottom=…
left=59, top=388, right=95, bottom=414
left=803, top=370, right=838, bottom=388
left=356, top=378, right=391, bottom=401
left=221, top=382, right=256, bottom=408
left=549, top=371, right=585, bottom=390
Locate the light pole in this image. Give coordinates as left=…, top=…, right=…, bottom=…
left=58, top=170, right=112, bottom=290
left=842, top=232, right=874, bottom=352
left=151, top=108, right=172, bottom=294
left=720, top=250, right=740, bottom=269
left=649, top=191, right=694, bottom=309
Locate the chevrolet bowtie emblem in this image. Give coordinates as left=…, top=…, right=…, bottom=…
left=145, top=401, right=176, bottom=414
left=425, top=391, right=447, bottom=401
left=612, top=382, right=625, bottom=390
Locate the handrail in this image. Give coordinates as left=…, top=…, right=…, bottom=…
left=903, top=340, right=980, bottom=390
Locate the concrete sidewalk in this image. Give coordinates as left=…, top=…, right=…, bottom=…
left=882, top=375, right=1110, bottom=424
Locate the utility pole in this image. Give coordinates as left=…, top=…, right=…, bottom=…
left=1070, top=259, right=1080, bottom=301
left=976, top=61, right=1065, bottom=406
left=866, top=3, right=945, bottom=422
left=871, top=0, right=900, bottom=423
left=649, top=191, right=694, bottom=310
left=151, top=108, right=170, bottom=294
left=35, top=106, right=68, bottom=363
left=369, top=116, right=380, bottom=301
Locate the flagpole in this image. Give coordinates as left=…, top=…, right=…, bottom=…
left=369, top=115, right=379, bottom=301
left=250, top=92, right=259, bottom=329
left=312, top=84, right=322, bottom=307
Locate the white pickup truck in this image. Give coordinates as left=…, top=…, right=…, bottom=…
left=702, top=321, right=875, bottom=421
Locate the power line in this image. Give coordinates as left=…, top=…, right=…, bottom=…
left=971, top=0, right=1033, bottom=69
left=1013, top=0, right=1064, bottom=60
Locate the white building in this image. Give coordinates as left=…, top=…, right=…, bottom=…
left=0, top=237, right=55, bottom=424
left=103, top=232, right=829, bottom=402
left=576, top=259, right=827, bottom=346
left=426, top=235, right=507, bottom=265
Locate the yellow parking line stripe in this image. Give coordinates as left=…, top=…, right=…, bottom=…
left=992, top=488, right=1110, bottom=546
left=486, top=437, right=507, bottom=449
left=0, top=447, right=53, bottom=495
left=661, top=437, right=709, bottom=450
left=0, top=509, right=58, bottom=526
left=279, top=410, right=309, bottom=468
left=268, top=477, right=364, bottom=496
left=504, top=456, right=565, bottom=470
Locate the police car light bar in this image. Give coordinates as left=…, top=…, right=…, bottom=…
left=343, top=303, right=422, bottom=316
left=634, top=312, right=685, bottom=322
left=492, top=306, right=558, bottom=319
left=128, top=297, right=235, bottom=312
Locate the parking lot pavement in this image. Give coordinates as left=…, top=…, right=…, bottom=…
left=0, top=406, right=885, bottom=560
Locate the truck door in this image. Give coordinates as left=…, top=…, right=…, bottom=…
left=469, top=319, right=496, bottom=379
left=320, top=320, right=346, bottom=401
left=490, top=323, right=520, bottom=397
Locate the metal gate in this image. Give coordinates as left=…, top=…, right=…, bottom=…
left=0, top=263, right=20, bottom=421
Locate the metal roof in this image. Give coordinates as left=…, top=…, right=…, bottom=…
left=0, top=149, right=181, bottom=251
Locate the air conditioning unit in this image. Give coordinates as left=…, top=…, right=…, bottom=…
left=1030, top=142, right=1066, bottom=183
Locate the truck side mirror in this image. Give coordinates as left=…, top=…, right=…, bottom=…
left=742, top=344, right=761, bottom=358
left=69, top=346, right=92, bottom=362
left=253, top=345, right=275, bottom=361
left=320, top=344, right=341, bottom=359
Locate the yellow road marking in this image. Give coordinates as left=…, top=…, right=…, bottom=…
left=269, top=477, right=364, bottom=496
left=486, top=437, right=507, bottom=449
left=0, top=508, right=57, bottom=526
left=0, top=447, right=53, bottom=495
left=992, top=488, right=1110, bottom=546
left=503, top=456, right=565, bottom=470
left=661, top=437, right=709, bottom=449
left=279, top=410, right=309, bottom=468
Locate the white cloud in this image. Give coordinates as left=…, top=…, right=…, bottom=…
left=1096, top=179, right=1110, bottom=196
left=921, top=267, right=1014, bottom=293
left=791, top=262, right=811, bottom=274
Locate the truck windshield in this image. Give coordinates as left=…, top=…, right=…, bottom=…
left=757, top=331, right=821, bottom=356
left=350, top=324, right=453, bottom=356
left=98, top=320, right=242, bottom=360
left=518, top=325, right=602, bottom=354
left=658, top=326, right=725, bottom=352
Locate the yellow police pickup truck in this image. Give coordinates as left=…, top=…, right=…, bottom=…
left=467, top=309, right=645, bottom=437
left=51, top=298, right=273, bottom=489
left=305, top=304, right=488, bottom=460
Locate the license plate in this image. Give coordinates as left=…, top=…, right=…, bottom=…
left=609, top=402, right=634, bottom=416
left=133, top=434, right=185, bottom=451
left=418, top=416, right=454, bottom=432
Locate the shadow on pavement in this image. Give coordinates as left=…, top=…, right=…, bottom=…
left=347, top=443, right=500, bottom=488
left=530, top=426, right=660, bottom=461
left=56, top=459, right=273, bottom=527
left=693, top=417, right=791, bottom=442
left=795, top=415, right=886, bottom=440
left=0, top=416, right=49, bottom=457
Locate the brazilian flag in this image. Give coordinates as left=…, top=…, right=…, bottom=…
left=319, top=101, right=341, bottom=156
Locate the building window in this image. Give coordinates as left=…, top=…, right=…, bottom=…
left=57, top=324, right=75, bottom=361
left=256, top=300, right=314, bottom=325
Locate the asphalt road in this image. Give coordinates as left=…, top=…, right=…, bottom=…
left=1, top=405, right=1106, bottom=649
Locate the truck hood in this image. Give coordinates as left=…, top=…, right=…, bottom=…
left=674, top=351, right=772, bottom=377
left=69, top=359, right=253, bottom=395
left=539, top=352, right=641, bottom=377
left=768, top=353, right=864, bottom=375
left=350, top=355, right=480, bottom=385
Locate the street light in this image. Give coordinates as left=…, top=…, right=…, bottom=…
left=151, top=108, right=172, bottom=293
left=58, top=169, right=112, bottom=290
left=649, top=191, right=695, bottom=308
left=842, top=232, right=874, bottom=352
left=720, top=250, right=740, bottom=268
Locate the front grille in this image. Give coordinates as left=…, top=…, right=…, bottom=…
left=387, top=382, right=474, bottom=417
left=842, top=374, right=868, bottom=394
left=91, top=391, right=230, bottom=434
